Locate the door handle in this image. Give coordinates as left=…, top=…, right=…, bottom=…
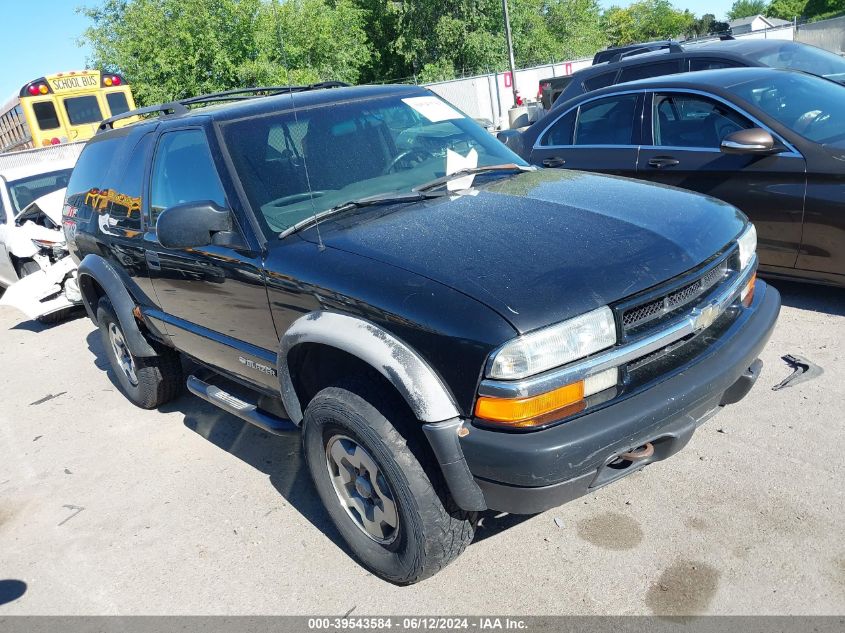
left=648, top=156, right=680, bottom=169
left=542, top=156, right=566, bottom=168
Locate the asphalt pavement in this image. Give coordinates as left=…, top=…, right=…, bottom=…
left=0, top=280, right=843, bottom=615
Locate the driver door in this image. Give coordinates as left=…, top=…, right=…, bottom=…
left=637, top=90, right=807, bottom=269
left=142, top=124, right=280, bottom=389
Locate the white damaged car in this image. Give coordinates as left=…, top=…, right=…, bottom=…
left=0, top=187, right=81, bottom=323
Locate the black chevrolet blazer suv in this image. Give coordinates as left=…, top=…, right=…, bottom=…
left=62, top=83, right=780, bottom=584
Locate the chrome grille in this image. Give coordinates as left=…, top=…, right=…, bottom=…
left=621, top=259, right=730, bottom=334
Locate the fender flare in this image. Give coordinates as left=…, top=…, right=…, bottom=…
left=277, top=311, right=461, bottom=425
left=77, top=254, right=157, bottom=357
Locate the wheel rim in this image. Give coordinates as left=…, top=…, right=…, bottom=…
left=325, top=434, right=399, bottom=545
left=108, top=322, right=139, bottom=386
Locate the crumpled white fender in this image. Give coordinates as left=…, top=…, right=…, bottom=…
left=0, top=257, right=78, bottom=320
left=6, top=221, right=60, bottom=259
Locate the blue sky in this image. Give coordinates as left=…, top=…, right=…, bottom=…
left=2, top=0, right=734, bottom=101
left=0, top=1, right=91, bottom=102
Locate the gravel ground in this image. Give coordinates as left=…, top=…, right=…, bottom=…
left=0, top=279, right=843, bottom=615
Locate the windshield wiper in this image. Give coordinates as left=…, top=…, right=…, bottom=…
left=279, top=191, right=446, bottom=238
left=413, top=163, right=536, bottom=192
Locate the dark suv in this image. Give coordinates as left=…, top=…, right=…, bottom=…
left=553, top=38, right=845, bottom=108
left=63, top=83, right=779, bottom=584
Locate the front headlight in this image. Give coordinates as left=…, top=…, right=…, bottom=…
left=488, top=306, right=617, bottom=380
left=737, top=224, right=757, bottom=270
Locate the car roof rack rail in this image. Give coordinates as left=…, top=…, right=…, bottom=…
left=97, top=102, right=189, bottom=132
left=610, top=41, right=683, bottom=63
left=96, top=81, right=350, bottom=134
left=178, top=81, right=350, bottom=107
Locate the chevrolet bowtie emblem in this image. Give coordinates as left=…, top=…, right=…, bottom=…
left=692, top=302, right=720, bottom=332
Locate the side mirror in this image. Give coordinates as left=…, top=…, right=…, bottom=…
left=156, top=201, right=237, bottom=249
left=720, top=128, right=780, bottom=155
left=496, top=129, right=523, bottom=153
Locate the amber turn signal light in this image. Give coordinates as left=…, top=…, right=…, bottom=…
left=475, top=381, right=585, bottom=427
left=741, top=273, right=756, bottom=307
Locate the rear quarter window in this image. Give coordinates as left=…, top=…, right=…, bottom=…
left=65, top=136, right=124, bottom=221
left=689, top=58, right=744, bottom=71
left=583, top=71, right=617, bottom=92
left=618, top=60, right=681, bottom=83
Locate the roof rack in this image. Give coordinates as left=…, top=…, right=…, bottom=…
left=609, top=41, right=684, bottom=63
left=96, top=81, right=350, bottom=133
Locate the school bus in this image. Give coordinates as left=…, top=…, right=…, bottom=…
left=0, top=70, right=139, bottom=153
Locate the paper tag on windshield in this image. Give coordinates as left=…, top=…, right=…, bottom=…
left=445, top=148, right=478, bottom=191
left=402, top=96, right=464, bottom=122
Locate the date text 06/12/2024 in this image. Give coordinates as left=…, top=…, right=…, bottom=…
left=307, top=617, right=529, bottom=630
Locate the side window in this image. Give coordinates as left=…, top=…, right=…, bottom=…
left=653, top=93, right=753, bottom=149
left=107, top=134, right=152, bottom=233
left=618, top=60, right=681, bottom=83
left=574, top=95, right=639, bottom=146
left=689, top=58, right=743, bottom=71
left=583, top=71, right=617, bottom=92
left=32, top=101, right=60, bottom=130
left=149, top=129, right=226, bottom=227
left=539, top=108, right=577, bottom=146
left=65, top=137, right=123, bottom=219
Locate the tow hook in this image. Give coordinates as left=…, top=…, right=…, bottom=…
left=619, top=442, right=654, bottom=462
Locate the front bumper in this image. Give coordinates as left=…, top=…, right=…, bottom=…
left=458, top=280, right=780, bottom=514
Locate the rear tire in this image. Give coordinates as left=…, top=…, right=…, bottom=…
left=302, top=380, right=476, bottom=584
left=97, top=296, right=182, bottom=409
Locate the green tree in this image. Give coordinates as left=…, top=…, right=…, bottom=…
left=767, top=0, right=806, bottom=19
left=727, top=0, right=768, bottom=19
left=689, top=13, right=715, bottom=36
left=359, top=0, right=606, bottom=81
left=79, top=0, right=371, bottom=105
left=545, top=0, right=608, bottom=60
left=802, top=0, right=845, bottom=20
left=602, top=0, right=695, bottom=46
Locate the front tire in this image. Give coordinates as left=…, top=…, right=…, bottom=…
left=302, top=381, right=476, bottom=584
left=97, top=296, right=182, bottom=409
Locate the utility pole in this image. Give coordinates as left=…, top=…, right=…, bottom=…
left=502, top=0, right=518, bottom=105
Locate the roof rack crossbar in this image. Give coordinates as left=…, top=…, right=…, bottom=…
left=95, top=81, right=350, bottom=135
left=97, top=102, right=188, bottom=132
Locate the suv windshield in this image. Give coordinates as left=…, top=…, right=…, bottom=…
left=731, top=72, right=845, bottom=145
left=5, top=168, right=72, bottom=215
left=221, top=93, right=525, bottom=235
left=748, top=42, right=845, bottom=83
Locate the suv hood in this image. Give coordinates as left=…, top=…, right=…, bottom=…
left=305, top=170, right=746, bottom=333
